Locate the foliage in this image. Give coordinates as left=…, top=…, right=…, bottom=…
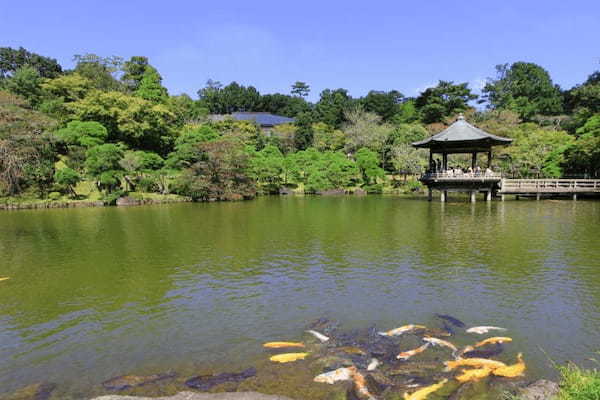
left=482, top=62, right=563, bottom=120
left=54, top=167, right=81, bottom=196
left=3, top=66, right=43, bottom=106
left=122, top=56, right=149, bottom=90
left=342, top=107, right=392, bottom=153
left=355, top=147, right=385, bottom=185
left=361, top=90, right=403, bottom=121
left=291, top=81, right=310, bottom=98
left=73, top=53, right=124, bottom=91
left=166, top=124, right=218, bottom=168
left=315, top=88, right=354, bottom=128
left=69, top=90, right=177, bottom=152
left=198, top=80, right=261, bottom=114
left=564, top=115, right=600, bottom=177
left=312, top=122, right=345, bottom=152
left=270, top=123, right=297, bottom=153
left=250, top=145, right=285, bottom=192
left=84, top=143, right=125, bottom=192
left=135, top=66, right=168, bottom=102
left=390, top=143, right=428, bottom=177
left=415, top=80, right=477, bottom=123
left=55, top=120, right=108, bottom=147
left=177, top=138, right=256, bottom=201
left=557, top=363, right=600, bottom=400
left=302, top=150, right=358, bottom=192
left=0, top=46, right=62, bottom=79
left=258, top=93, right=310, bottom=117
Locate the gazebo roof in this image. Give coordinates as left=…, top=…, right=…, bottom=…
left=412, top=115, right=512, bottom=152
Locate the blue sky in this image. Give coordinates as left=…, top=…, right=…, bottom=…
left=1, top=0, right=599, bottom=101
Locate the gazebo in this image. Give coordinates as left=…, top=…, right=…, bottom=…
left=412, top=115, right=512, bottom=202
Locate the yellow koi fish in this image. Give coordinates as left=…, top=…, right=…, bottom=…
left=397, top=343, right=430, bottom=360
left=492, top=353, right=525, bottom=378
left=337, top=346, right=366, bottom=355
left=455, top=367, right=492, bottom=383
left=263, top=341, right=305, bottom=349
left=473, top=337, right=512, bottom=348
left=0, top=277, right=9, bottom=282
left=269, top=353, right=309, bottom=363
left=422, top=337, right=458, bottom=352
left=379, top=324, right=426, bottom=337
left=314, top=366, right=356, bottom=384
left=403, top=378, right=448, bottom=400
left=444, top=358, right=506, bottom=371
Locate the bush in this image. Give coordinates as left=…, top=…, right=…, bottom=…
left=558, top=363, right=600, bottom=400
left=48, top=191, right=61, bottom=201
left=101, top=190, right=126, bottom=206
left=363, top=183, right=383, bottom=194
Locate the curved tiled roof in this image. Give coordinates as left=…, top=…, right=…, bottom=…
left=231, top=112, right=295, bottom=127
left=412, top=115, right=512, bottom=149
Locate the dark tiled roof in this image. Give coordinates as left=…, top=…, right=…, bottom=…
left=231, top=112, right=295, bottom=127
left=412, top=115, right=512, bottom=149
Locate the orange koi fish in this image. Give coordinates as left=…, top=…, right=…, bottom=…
left=269, top=353, right=309, bottom=363
left=403, top=378, right=448, bottom=400
left=455, top=367, right=492, bottom=383
left=397, top=343, right=430, bottom=360
left=492, top=353, right=525, bottom=378
left=263, top=341, right=305, bottom=349
left=444, top=358, right=506, bottom=371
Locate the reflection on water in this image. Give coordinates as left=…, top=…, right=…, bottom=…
left=0, top=197, right=599, bottom=397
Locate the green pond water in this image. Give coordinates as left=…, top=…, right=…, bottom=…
left=0, top=196, right=599, bottom=398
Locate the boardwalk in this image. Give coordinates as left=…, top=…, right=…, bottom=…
left=499, top=179, right=600, bottom=200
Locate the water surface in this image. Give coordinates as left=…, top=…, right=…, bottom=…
left=0, top=196, right=599, bottom=397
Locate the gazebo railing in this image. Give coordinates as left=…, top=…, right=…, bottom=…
left=421, top=172, right=503, bottom=180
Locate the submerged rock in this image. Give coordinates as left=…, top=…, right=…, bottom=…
left=102, top=372, right=176, bottom=391
left=91, top=392, right=294, bottom=400
left=2, top=382, right=56, bottom=400
left=185, top=367, right=257, bottom=390
left=519, top=379, right=559, bottom=400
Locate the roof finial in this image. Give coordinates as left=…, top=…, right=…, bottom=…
left=457, top=113, right=465, bottom=121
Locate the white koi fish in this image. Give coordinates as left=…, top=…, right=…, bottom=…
left=314, top=366, right=356, bottom=384
left=367, top=358, right=380, bottom=371
left=378, top=324, right=426, bottom=337
left=306, top=329, right=330, bottom=342
left=466, top=326, right=507, bottom=334
left=422, top=337, right=458, bottom=353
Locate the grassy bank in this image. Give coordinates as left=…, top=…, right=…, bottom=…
left=557, top=363, right=600, bottom=400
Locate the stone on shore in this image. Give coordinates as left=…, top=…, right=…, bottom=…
left=91, top=392, right=294, bottom=400
left=519, top=379, right=560, bottom=400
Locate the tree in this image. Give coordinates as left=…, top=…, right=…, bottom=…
left=41, top=73, right=94, bottom=102
left=361, top=90, right=403, bottom=121
left=564, top=115, right=600, bottom=177
left=3, top=66, right=43, bottom=106
left=55, top=120, right=108, bottom=147
left=390, top=144, right=428, bottom=181
left=355, top=147, right=385, bottom=186
left=73, top=53, right=123, bottom=91
left=167, top=94, right=209, bottom=125
left=84, top=143, right=125, bottom=192
left=293, top=112, right=315, bottom=150
left=166, top=124, right=218, bottom=169
left=270, top=123, right=297, bottom=154
left=178, top=138, right=256, bottom=201
left=291, top=81, right=310, bottom=98
left=312, top=122, right=345, bottom=152
left=258, top=93, right=310, bottom=117
left=198, top=81, right=261, bottom=114
left=250, top=145, right=285, bottom=192
left=54, top=167, right=81, bottom=197
left=382, top=123, right=428, bottom=170
left=135, top=66, right=168, bottom=102
left=342, top=107, right=392, bottom=153
left=482, top=62, right=563, bottom=120
left=415, top=81, right=478, bottom=123
left=69, top=90, right=177, bottom=152
left=314, top=88, right=354, bottom=128
left=122, top=56, right=149, bottom=90
left=0, top=47, right=62, bottom=79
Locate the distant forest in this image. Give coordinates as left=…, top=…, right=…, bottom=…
left=1, top=46, right=599, bottom=203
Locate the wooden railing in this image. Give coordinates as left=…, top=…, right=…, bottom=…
left=500, top=179, right=600, bottom=193
left=421, top=172, right=503, bottom=180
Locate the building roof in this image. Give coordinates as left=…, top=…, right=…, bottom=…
left=209, top=112, right=295, bottom=127
left=412, top=115, right=512, bottom=152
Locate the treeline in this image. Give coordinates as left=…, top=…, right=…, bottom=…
left=0, top=46, right=599, bottom=202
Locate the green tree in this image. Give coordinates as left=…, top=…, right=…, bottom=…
left=355, top=147, right=385, bottom=186
left=390, top=143, right=428, bottom=181
left=482, top=62, right=563, bottom=120
left=291, top=81, right=310, bottom=98
left=178, top=138, right=256, bottom=201
left=54, top=167, right=81, bottom=197
left=342, top=107, right=392, bottom=153
left=314, top=88, right=354, bottom=128
left=415, top=81, right=477, bottom=123
left=250, top=145, right=285, bottom=192
left=55, top=120, right=108, bottom=147
left=167, top=94, right=209, bottom=125
left=166, top=124, right=218, bottom=169
left=73, top=53, right=124, bottom=91
left=3, top=66, right=43, bottom=106
left=85, top=143, right=125, bottom=192
left=0, top=47, right=62, bottom=79
left=258, top=93, right=310, bottom=117
left=312, top=122, right=345, bottom=152
left=564, top=115, right=600, bottom=177
left=135, top=66, right=168, bottom=102
left=122, top=56, right=149, bottom=90
left=361, top=90, right=403, bottom=121
left=198, top=81, right=261, bottom=114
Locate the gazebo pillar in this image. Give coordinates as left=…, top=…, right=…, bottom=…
left=429, top=150, right=433, bottom=172
left=442, top=153, right=448, bottom=171
left=471, top=153, right=477, bottom=169
left=487, top=151, right=492, bottom=168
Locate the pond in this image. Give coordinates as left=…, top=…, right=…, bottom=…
left=0, top=196, right=599, bottom=398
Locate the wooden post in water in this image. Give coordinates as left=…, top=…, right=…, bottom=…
left=441, top=191, right=446, bottom=202
left=536, top=193, right=541, bottom=201
left=486, top=191, right=492, bottom=201
left=573, top=193, right=577, bottom=201
left=470, top=191, right=476, bottom=203
left=501, top=194, right=505, bottom=201
left=428, top=188, right=432, bottom=201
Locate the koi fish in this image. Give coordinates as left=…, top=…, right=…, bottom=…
left=492, top=353, right=525, bottom=378
left=337, top=346, right=366, bottom=355
left=397, top=343, right=430, bottom=360
left=422, top=337, right=458, bottom=353
left=379, top=324, right=426, bottom=337
left=269, top=353, right=309, bottom=363
left=263, top=341, right=305, bottom=349
left=462, top=344, right=504, bottom=359
left=104, top=372, right=176, bottom=390
left=466, top=326, right=507, bottom=334
left=0, top=277, right=9, bottom=281
left=306, top=330, right=330, bottom=342
left=455, top=367, right=492, bottom=383
left=353, top=370, right=377, bottom=400
left=473, top=337, right=512, bottom=348
left=435, top=314, right=465, bottom=328
left=403, top=378, right=448, bottom=400
left=314, top=366, right=356, bottom=384
left=367, top=358, right=380, bottom=371
left=444, top=358, right=506, bottom=371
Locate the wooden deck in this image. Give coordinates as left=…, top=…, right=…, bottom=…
left=499, top=179, right=600, bottom=195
